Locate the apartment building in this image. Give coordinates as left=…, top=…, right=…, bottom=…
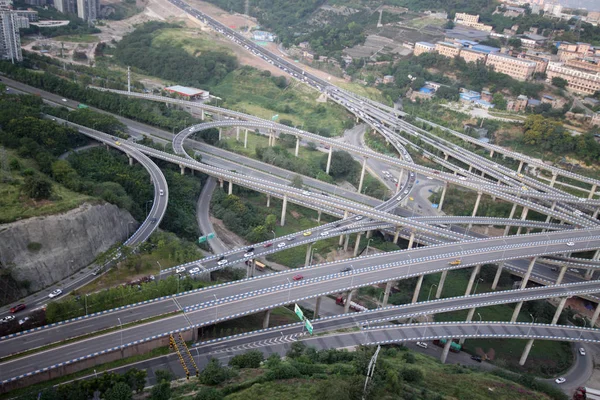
left=565, top=58, right=600, bottom=73
left=435, top=41, right=461, bottom=58
left=53, top=0, right=76, bottom=15
left=414, top=42, right=436, bottom=56
left=453, top=12, right=493, bottom=32
left=76, top=0, right=98, bottom=22
left=546, top=62, right=600, bottom=95
left=486, top=53, right=536, bottom=81
left=460, top=48, right=488, bottom=64
left=517, top=52, right=550, bottom=74
left=0, top=9, right=22, bottom=62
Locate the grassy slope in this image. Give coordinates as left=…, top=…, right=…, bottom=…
left=0, top=151, right=94, bottom=223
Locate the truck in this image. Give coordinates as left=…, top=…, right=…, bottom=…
left=336, top=295, right=368, bottom=312
left=573, top=387, right=600, bottom=400
left=433, top=339, right=461, bottom=353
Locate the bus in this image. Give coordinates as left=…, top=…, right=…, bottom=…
left=254, top=261, right=266, bottom=271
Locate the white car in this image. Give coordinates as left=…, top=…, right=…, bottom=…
left=302, top=191, right=310, bottom=195
left=416, top=342, right=428, bottom=349
left=188, top=267, right=201, bottom=275
left=354, top=216, right=363, bottom=221
left=18, top=317, right=30, bottom=325
left=555, top=377, right=566, bottom=384
left=320, top=231, right=329, bottom=236
left=0, top=315, right=15, bottom=323
left=217, top=259, right=228, bottom=266
left=458, top=177, right=467, bottom=181
left=61, top=98, right=67, bottom=102
left=48, top=289, right=63, bottom=298
left=566, top=242, right=575, bottom=247
left=243, top=251, right=254, bottom=258
left=277, top=242, right=286, bottom=248
left=579, top=348, right=586, bottom=356
left=175, top=266, right=186, bottom=274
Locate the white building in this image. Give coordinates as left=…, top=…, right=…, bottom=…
left=76, top=0, right=98, bottom=22
left=0, top=10, right=22, bottom=62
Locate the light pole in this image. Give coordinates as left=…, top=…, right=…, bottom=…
left=271, top=230, right=276, bottom=239
left=117, top=317, right=123, bottom=347
left=472, top=278, right=484, bottom=295
left=84, top=293, right=89, bottom=315
left=422, top=314, right=429, bottom=339
left=156, top=261, right=162, bottom=281
left=475, top=312, right=482, bottom=337
left=366, top=238, right=373, bottom=256
left=427, top=284, right=437, bottom=302
left=527, top=313, right=536, bottom=337
left=310, top=248, right=318, bottom=265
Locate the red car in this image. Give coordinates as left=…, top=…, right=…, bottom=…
left=264, top=242, right=273, bottom=248
left=10, top=304, right=26, bottom=313
left=293, top=274, right=303, bottom=281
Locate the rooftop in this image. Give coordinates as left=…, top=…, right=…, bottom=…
left=165, top=85, right=206, bottom=97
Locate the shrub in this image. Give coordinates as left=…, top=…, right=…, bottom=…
left=27, top=242, right=42, bottom=252
left=229, top=350, right=264, bottom=369
left=400, top=367, right=423, bottom=383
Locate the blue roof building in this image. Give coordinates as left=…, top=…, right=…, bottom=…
left=471, top=44, right=500, bottom=54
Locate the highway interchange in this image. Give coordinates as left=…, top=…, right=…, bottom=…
left=2, top=0, right=600, bottom=390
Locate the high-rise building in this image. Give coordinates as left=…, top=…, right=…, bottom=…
left=0, top=10, right=22, bottom=62
left=53, top=0, right=76, bottom=15
left=76, top=0, right=98, bottom=22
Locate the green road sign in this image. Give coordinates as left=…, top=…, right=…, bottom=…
left=198, top=236, right=207, bottom=243
left=305, top=319, right=313, bottom=335
left=207, top=233, right=216, bottom=239
left=294, top=304, right=304, bottom=321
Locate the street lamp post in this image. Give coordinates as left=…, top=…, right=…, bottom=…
left=117, top=317, right=123, bottom=347
left=473, top=278, right=484, bottom=295
left=427, top=284, right=437, bottom=302
left=366, top=238, right=373, bottom=256
left=156, top=261, right=162, bottom=281
left=271, top=230, right=276, bottom=239
left=310, top=248, right=318, bottom=265
left=84, top=294, right=89, bottom=315
left=475, top=312, right=482, bottom=337
left=527, top=313, right=536, bottom=337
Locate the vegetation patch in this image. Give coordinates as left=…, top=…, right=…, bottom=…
left=26, top=242, right=42, bottom=252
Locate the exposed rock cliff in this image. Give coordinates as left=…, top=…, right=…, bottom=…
left=0, top=203, right=137, bottom=291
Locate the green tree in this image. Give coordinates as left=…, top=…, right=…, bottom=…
left=194, top=387, right=224, bottom=400
left=229, top=350, right=264, bottom=368
left=199, top=359, right=234, bottom=385
left=400, top=367, right=423, bottom=383
left=51, top=160, right=79, bottom=187
left=264, top=214, right=277, bottom=231
left=492, top=93, right=507, bottom=110
left=149, top=381, right=171, bottom=400
left=23, top=174, right=53, bottom=200
left=321, top=150, right=355, bottom=179
left=104, top=382, right=133, bottom=400
left=552, top=77, right=568, bottom=89
left=290, top=174, right=304, bottom=188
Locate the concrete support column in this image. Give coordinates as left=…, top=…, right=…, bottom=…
left=407, top=233, right=415, bottom=249
left=440, top=339, right=452, bottom=364
left=266, top=194, right=271, bottom=208
left=201, top=109, right=205, bottom=120
left=471, top=192, right=483, bottom=218
left=517, top=160, right=524, bottom=173
left=491, top=262, right=504, bottom=290
left=438, top=182, right=448, bottom=212
left=382, top=281, right=393, bottom=307
left=280, top=195, right=288, bottom=226
left=489, top=149, right=494, bottom=158
left=317, top=210, right=322, bottom=223
left=236, top=126, right=240, bottom=141
left=545, top=201, right=557, bottom=224
left=244, top=129, right=248, bottom=148
left=444, top=153, right=449, bottom=161
left=314, top=296, right=322, bottom=319
left=357, top=158, right=367, bottom=193
left=519, top=339, right=535, bottom=366
left=468, top=165, right=473, bottom=173
left=556, top=266, right=567, bottom=285
left=339, top=233, right=345, bottom=246
left=588, top=184, right=597, bottom=200
left=295, top=137, right=300, bottom=157
left=366, top=230, right=372, bottom=239
left=353, top=233, right=363, bottom=257
left=520, top=257, right=537, bottom=289
left=551, top=297, right=568, bottom=325
left=219, top=179, right=223, bottom=189
left=510, top=301, right=523, bottom=322
left=326, top=147, right=333, bottom=175
left=436, top=270, right=448, bottom=298
left=343, top=234, right=350, bottom=251
left=503, top=203, right=518, bottom=236
left=585, top=269, right=593, bottom=280
left=550, top=172, right=558, bottom=187
left=411, top=274, right=424, bottom=304
left=263, top=309, right=271, bottom=329
left=590, top=303, right=600, bottom=327
left=459, top=308, right=477, bottom=345
left=344, top=290, right=355, bottom=313
left=218, top=128, right=222, bottom=141
left=516, top=207, right=529, bottom=235
left=393, top=227, right=400, bottom=244
left=128, top=155, right=133, bottom=166
left=304, top=243, right=313, bottom=267
left=180, top=165, right=185, bottom=175
left=465, top=265, right=481, bottom=295
left=228, top=181, right=233, bottom=195
left=594, top=207, right=600, bottom=219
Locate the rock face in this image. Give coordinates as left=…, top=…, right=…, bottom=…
left=0, top=203, right=137, bottom=291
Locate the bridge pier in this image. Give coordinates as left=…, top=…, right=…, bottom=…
left=407, top=233, right=415, bottom=249
left=393, top=227, right=400, bottom=244
left=305, top=243, right=313, bottom=267
left=236, top=126, right=240, bottom=141
left=520, top=257, right=537, bottom=289
left=556, top=266, right=567, bottom=285
left=469, top=192, right=483, bottom=228
left=353, top=233, right=363, bottom=256
left=343, top=234, right=350, bottom=251
left=435, top=270, right=448, bottom=299
left=266, top=194, right=271, bottom=208
left=263, top=309, right=271, bottom=329
left=438, top=182, right=448, bottom=212
left=228, top=181, right=233, bottom=195
left=589, top=184, right=597, bottom=200
left=295, top=137, right=300, bottom=157
left=517, top=160, right=524, bottom=173
left=519, top=339, right=534, bottom=365
left=344, top=290, right=356, bottom=313
left=244, top=129, right=248, bottom=148
left=440, top=339, right=452, bottom=364
left=551, top=297, right=568, bottom=324
left=280, top=195, right=288, bottom=226
left=411, top=274, right=424, bottom=303
left=382, top=281, right=393, bottom=307
left=180, top=165, right=185, bottom=175
left=128, top=155, right=133, bottom=166
left=516, top=207, right=529, bottom=235
left=549, top=172, right=558, bottom=187
left=444, top=153, right=449, bottom=161
left=510, top=301, right=523, bottom=322
left=358, top=159, right=367, bottom=193
left=317, top=210, right=322, bottom=223
left=314, top=296, right=322, bottom=318
left=503, top=203, right=518, bottom=236
left=218, top=128, right=222, bottom=141
left=545, top=201, right=557, bottom=224
left=489, top=149, right=494, bottom=158
left=465, top=265, right=481, bottom=295
left=246, top=259, right=255, bottom=278
left=326, top=147, right=333, bottom=175
left=200, top=109, right=205, bottom=120
left=219, top=179, right=224, bottom=189
left=491, top=262, right=504, bottom=290
left=458, top=308, right=477, bottom=345
left=594, top=207, right=600, bottom=219
left=591, top=303, right=600, bottom=327
left=366, top=230, right=372, bottom=239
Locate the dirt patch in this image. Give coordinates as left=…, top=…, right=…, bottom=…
left=210, top=216, right=247, bottom=248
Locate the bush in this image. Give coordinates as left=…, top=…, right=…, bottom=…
left=199, top=359, right=236, bottom=385
left=400, top=367, right=423, bottom=383
left=229, top=350, right=264, bottom=369
left=264, top=362, right=301, bottom=380
left=27, top=242, right=42, bottom=252
left=194, top=387, right=224, bottom=400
